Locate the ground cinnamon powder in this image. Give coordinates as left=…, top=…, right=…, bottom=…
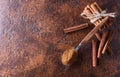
left=61, top=47, right=78, bottom=66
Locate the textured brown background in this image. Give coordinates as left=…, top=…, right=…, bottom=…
left=0, top=0, right=120, bottom=77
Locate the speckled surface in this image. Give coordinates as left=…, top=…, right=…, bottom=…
left=0, top=0, right=120, bottom=77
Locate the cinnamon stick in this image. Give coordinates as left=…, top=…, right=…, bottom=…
left=84, top=6, right=102, bottom=40
left=86, top=5, right=99, bottom=25
left=102, top=30, right=114, bottom=54
left=89, top=3, right=113, bottom=56
left=95, top=32, right=113, bottom=55
left=64, top=23, right=89, bottom=33
left=93, top=2, right=112, bottom=28
left=90, top=3, right=109, bottom=30
left=84, top=5, right=112, bottom=54
left=92, top=40, right=98, bottom=67
left=97, top=31, right=109, bottom=58
left=81, top=17, right=109, bottom=43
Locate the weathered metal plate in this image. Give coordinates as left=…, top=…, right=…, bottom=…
left=0, top=0, right=120, bottom=77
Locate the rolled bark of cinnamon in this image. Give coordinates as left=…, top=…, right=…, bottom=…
left=90, top=3, right=109, bottom=30
left=102, top=30, right=114, bottom=54
left=92, top=40, right=98, bottom=67
left=85, top=5, right=99, bottom=25
left=97, top=31, right=109, bottom=58
left=84, top=6, right=102, bottom=42
left=87, top=3, right=113, bottom=57
left=93, top=2, right=112, bottom=28
left=64, top=23, right=89, bottom=33
left=95, top=32, right=112, bottom=55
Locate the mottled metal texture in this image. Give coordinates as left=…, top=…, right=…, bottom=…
left=0, top=0, right=120, bottom=77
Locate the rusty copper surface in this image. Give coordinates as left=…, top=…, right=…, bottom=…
left=0, top=0, right=120, bottom=77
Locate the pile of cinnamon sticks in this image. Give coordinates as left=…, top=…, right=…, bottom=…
left=64, top=2, right=114, bottom=67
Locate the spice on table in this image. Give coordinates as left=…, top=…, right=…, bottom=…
left=64, top=23, right=89, bottom=33
left=102, top=30, right=114, bottom=54
left=92, top=40, right=98, bottom=67
left=97, top=31, right=109, bottom=58
left=61, top=17, right=109, bottom=66
left=61, top=2, right=116, bottom=67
